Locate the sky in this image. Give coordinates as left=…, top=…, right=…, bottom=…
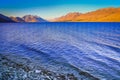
left=0, top=0, right=120, bottom=19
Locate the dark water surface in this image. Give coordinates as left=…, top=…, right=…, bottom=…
left=0, top=22, right=120, bottom=80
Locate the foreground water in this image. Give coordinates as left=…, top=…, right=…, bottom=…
left=0, top=22, right=120, bottom=80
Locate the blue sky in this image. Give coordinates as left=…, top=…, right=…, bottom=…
left=0, top=0, right=120, bottom=19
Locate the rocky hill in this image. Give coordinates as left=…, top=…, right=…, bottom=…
left=10, top=16, right=25, bottom=22
left=54, top=12, right=82, bottom=22
left=23, top=15, right=47, bottom=22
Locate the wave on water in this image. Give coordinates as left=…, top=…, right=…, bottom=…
left=0, top=22, right=120, bottom=80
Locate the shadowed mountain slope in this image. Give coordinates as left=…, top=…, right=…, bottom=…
left=0, top=14, right=15, bottom=22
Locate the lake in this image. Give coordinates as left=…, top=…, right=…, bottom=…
left=0, top=22, right=120, bottom=80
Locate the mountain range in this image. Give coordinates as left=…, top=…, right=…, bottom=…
left=0, top=14, right=47, bottom=22
left=0, top=7, right=120, bottom=22
left=54, top=7, right=120, bottom=22
left=10, top=15, right=47, bottom=22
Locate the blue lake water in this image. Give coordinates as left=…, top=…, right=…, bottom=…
left=0, top=22, right=120, bottom=80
